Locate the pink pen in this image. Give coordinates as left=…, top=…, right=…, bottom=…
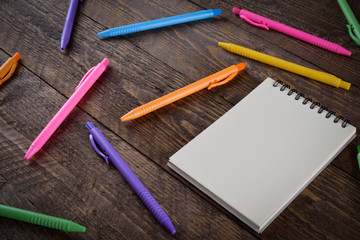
left=24, top=58, right=109, bottom=160
left=233, top=8, right=351, bottom=56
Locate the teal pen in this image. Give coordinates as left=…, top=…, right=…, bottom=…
left=98, top=9, right=221, bottom=37
left=0, top=204, right=86, bottom=232
left=337, top=0, right=360, bottom=45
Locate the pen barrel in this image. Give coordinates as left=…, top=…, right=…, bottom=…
left=0, top=205, right=77, bottom=231
left=61, top=0, right=79, bottom=47
left=0, top=58, right=17, bottom=80
left=124, top=97, right=173, bottom=120
left=99, top=9, right=220, bottom=37
left=220, top=43, right=343, bottom=88
left=121, top=65, right=239, bottom=121
left=87, top=124, right=175, bottom=233
left=269, top=21, right=350, bottom=55
left=24, top=212, right=73, bottom=231
left=65, top=0, right=79, bottom=23
left=30, top=93, right=79, bottom=150
left=303, top=34, right=348, bottom=55
left=241, top=9, right=350, bottom=55
left=29, top=116, right=62, bottom=151
left=337, top=0, right=359, bottom=25
left=26, top=59, right=108, bottom=158
left=138, top=190, right=172, bottom=226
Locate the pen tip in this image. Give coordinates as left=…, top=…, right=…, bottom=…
left=162, top=218, right=176, bottom=235
left=120, top=111, right=133, bottom=122
left=98, top=31, right=106, bottom=37
left=13, top=52, right=21, bottom=61
left=120, top=114, right=131, bottom=122
left=68, top=223, right=86, bottom=232
left=24, top=145, right=40, bottom=160
left=218, top=42, right=227, bottom=48
left=60, top=40, right=67, bottom=50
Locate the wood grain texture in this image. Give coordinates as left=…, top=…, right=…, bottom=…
left=0, top=0, right=360, bottom=239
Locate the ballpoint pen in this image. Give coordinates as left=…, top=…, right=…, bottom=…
left=98, top=9, right=221, bottom=37
left=218, top=42, right=350, bottom=90
left=233, top=7, right=352, bottom=56
left=357, top=146, right=360, bottom=170
left=86, top=122, right=176, bottom=234
left=0, top=204, right=86, bottom=232
left=61, top=0, right=83, bottom=50
left=120, top=63, right=245, bottom=121
left=24, top=58, right=109, bottom=160
left=337, top=0, right=360, bottom=46
left=0, top=52, right=21, bottom=86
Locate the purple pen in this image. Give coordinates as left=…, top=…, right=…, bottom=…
left=86, top=122, right=176, bottom=235
left=61, top=0, right=83, bottom=50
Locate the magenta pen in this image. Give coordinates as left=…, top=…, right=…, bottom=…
left=234, top=7, right=351, bottom=56
left=24, top=58, right=109, bottom=160
left=86, top=122, right=176, bottom=235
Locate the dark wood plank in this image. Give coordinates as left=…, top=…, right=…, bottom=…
left=1, top=0, right=360, bottom=239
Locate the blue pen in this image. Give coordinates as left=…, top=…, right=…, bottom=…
left=98, top=9, right=221, bottom=37
left=86, top=122, right=176, bottom=234
left=61, top=0, right=83, bottom=50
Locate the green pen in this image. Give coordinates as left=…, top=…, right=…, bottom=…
left=0, top=204, right=86, bottom=232
left=337, top=0, right=360, bottom=46
left=357, top=146, right=360, bottom=169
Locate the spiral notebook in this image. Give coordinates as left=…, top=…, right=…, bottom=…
left=168, top=77, right=356, bottom=233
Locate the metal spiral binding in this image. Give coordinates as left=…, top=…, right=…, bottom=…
left=273, top=80, right=350, bottom=128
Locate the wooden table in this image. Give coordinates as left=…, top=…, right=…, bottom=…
left=1, top=0, right=359, bottom=239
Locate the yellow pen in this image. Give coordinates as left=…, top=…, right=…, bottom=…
left=121, top=63, right=245, bottom=121
left=218, top=42, right=350, bottom=90
left=0, top=52, right=21, bottom=86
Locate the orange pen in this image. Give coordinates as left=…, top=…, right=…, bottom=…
left=121, top=63, right=245, bottom=121
left=0, top=52, right=21, bottom=86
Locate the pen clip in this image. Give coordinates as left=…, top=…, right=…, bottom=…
left=89, top=134, right=109, bottom=164
left=0, top=62, right=17, bottom=84
left=208, top=71, right=238, bottom=90
left=240, top=14, right=269, bottom=30
left=346, top=24, right=360, bottom=45
left=75, top=66, right=95, bottom=91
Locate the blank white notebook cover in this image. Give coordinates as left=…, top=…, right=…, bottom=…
left=168, top=77, right=356, bottom=233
